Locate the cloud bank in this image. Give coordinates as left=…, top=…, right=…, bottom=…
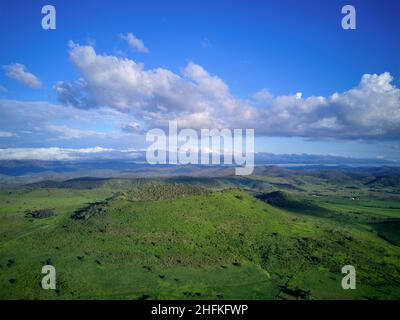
left=0, top=147, right=142, bottom=161
left=54, top=42, right=400, bottom=141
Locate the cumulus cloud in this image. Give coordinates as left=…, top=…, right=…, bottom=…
left=54, top=42, right=400, bottom=141
left=249, top=72, right=400, bottom=140
left=253, top=88, right=273, bottom=102
left=3, top=63, right=42, bottom=88
left=120, top=33, right=149, bottom=53
left=55, top=42, right=239, bottom=129
left=182, top=62, right=229, bottom=98
left=54, top=80, right=88, bottom=108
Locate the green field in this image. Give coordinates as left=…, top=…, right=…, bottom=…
left=1, top=169, right=400, bottom=300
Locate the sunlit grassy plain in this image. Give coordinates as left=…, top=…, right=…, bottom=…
left=1, top=172, right=400, bottom=300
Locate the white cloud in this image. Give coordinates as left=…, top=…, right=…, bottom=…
left=122, top=121, right=142, bottom=133
left=120, top=33, right=149, bottom=53
left=0, top=84, right=6, bottom=92
left=0, top=99, right=139, bottom=148
left=0, top=147, right=112, bottom=161
left=248, top=72, right=400, bottom=140
left=253, top=88, right=273, bottom=101
left=0, top=147, right=144, bottom=161
left=54, top=43, right=400, bottom=141
left=182, top=62, right=229, bottom=98
left=55, top=42, right=238, bottom=129
left=3, top=63, right=42, bottom=88
left=46, top=124, right=127, bottom=140
left=0, top=131, right=15, bottom=137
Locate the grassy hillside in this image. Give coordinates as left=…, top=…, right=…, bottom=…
left=1, top=178, right=400, bottom=300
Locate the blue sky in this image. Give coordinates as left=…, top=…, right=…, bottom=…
left=0, top=0, right=399, bottom=160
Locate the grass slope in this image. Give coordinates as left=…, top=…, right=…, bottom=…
left=1, top=183, right=400, bottom=300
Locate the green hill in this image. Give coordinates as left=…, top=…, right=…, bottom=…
left=1, top=184, right=400, bottom=300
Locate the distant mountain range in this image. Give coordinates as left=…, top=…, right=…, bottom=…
left=0, top=152, right=398, bottom=187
